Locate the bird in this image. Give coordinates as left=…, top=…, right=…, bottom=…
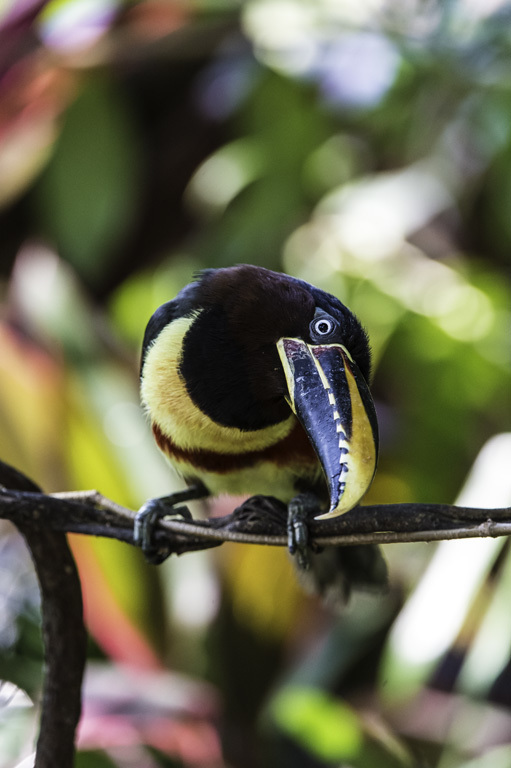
left=135, top=264, right=386, bottom=601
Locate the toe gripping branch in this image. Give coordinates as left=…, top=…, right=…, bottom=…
left=287, top=493, right=323, bottom=571
left=134, top=484, right=209, bottom=564
left=134, top=487, right=322, bottom=567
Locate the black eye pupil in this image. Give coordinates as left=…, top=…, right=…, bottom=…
left=317, top=321, right=330, bottom=334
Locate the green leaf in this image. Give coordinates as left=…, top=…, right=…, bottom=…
left=75, top=750, right=119, bottom=768
left=269, top=686, right=412, bottom=767
left=35, top=75, right=140, bottom=286
left=270, top=685, right=362, bottom=761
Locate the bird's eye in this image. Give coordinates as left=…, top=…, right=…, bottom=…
left=314, top=319, right=333, bottom=335
left=309, top=312, right=338, bottom=341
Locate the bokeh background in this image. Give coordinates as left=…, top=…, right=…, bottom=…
left=0, top=1, right=510, bottom=766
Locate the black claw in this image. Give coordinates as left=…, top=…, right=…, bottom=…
left=287, top=494, right=322, bottom=571
left=134, top=500, right=169, bottom=564
left=134, top=492, right=198, bottom=564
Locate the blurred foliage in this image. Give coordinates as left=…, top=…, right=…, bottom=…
left=268, top=685, right=414, bottom=768
left=0, top=0, right=510, bottom=767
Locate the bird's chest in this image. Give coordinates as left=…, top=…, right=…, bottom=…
left=151, top=413, right=321, bottom=500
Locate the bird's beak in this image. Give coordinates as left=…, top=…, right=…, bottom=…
left=277, top=338, right=378, bottom=519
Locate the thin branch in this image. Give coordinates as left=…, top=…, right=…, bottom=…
left=0, top=478, right=510, bottom=551
left=154, top=516, right=511, bottom=547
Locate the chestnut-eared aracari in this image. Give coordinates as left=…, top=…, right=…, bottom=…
left=136, top=265, right=385, bottom=599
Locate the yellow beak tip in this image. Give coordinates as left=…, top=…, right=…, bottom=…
left=314, top=507, right=342, bottom=521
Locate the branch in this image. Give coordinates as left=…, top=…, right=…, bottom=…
left=0, top=463, right=86, bottom=768
left=0, top=466, right=510, bottom=552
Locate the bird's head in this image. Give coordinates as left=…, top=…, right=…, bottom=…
left=141, top=265, right=378, bottom=518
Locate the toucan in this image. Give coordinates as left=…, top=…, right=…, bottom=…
left=136, top=265, right=385, bottom=599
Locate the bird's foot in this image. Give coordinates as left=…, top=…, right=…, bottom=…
left=134, top=484, right=208, bottom=564
left=287, top=494, right=321, bottom=571
left=134, top=498, right=192, bottom=564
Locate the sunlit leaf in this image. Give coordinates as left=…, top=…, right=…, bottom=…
left=381, top=434, right=511, bottom=704
left=459, top=526, right=511, bottom=694
left=269, top=685, right=412, bottom=768
left=270, top=685, right=362, bottom=761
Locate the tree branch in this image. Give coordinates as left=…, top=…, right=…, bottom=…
left=0, top=466, right=510, bottom=552
left=0, top=463, right=86, bottom=768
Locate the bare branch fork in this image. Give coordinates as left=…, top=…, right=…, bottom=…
left=1, top=457, right=510, bottom=768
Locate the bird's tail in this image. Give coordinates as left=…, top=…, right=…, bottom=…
left=297, top=544, right=388, bottom=608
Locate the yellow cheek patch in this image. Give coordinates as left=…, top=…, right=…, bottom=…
left=141, top=312, right=296, bottom=454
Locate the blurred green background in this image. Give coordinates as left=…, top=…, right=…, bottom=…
left=0, top=1, right=510, bottom=766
